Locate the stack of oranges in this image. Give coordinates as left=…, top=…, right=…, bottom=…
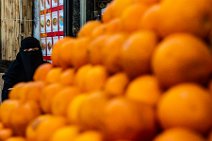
left=0, top=0, right=212, bottom=140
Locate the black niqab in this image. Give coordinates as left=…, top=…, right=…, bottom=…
left=1, top=37, right=44, bottom=101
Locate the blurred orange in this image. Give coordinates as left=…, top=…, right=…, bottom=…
left=102, top=33, right=127, bottom=73
left=50, top=126, right=80, bottom=141
left=103, top=97, right=156, bottom=141
left=77, top=21, right=102, bottom=38
left=156, top=0, right=212, bottom=37
left=26, top=115, right=66, bottom=141
left=40, top=83, right=64, bottom=113
left=51, top=37, right=73, bottom=67
left=33, top=63, right=53, bottom=81
left=78, top=91, right=108, bottom=130
left=51, top=86, right=80, bottom=116
left=152, top=33, right=212, bottom=88
left=153, top=128, right=206, bottom=141
left=104, top=72, right=129, bottom=96
left=73, top=131, right=103, bottom=141
left=121, top=4, right=148, bottom=32
left=0, top=128, right=13, bottom=141
left=126, top=75, right=161, bottom=106
left=87, top=35, right=109, bottom=65
left=59, top=68, right=75, bottom=86
left=157, top=83, right=212, bottom=133
left=120, top=31, right=158, bottom=78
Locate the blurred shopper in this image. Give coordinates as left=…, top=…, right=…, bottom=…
left=1, top=37, right=44, bottom=101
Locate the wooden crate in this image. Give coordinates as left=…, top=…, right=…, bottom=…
left=0, top=0, right=33, bottom=60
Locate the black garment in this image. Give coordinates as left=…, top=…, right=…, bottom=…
left=1, top=37, right=44, bottom=101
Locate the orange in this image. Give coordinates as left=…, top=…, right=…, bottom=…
left=102, top=3, right=115, bottom=23
left=70, top=37, right=90, bottom=69
left=73, top=131, right=103, bottom=141
left=87, top=35, right=109, bottom=65
left=84, top=65, right=108, bottom=92
left=126, top=75, right=162, bottom=106
left=9, top=82, right=26, bottom=100
left=77, top=20, right=102, bottom=38
left=153, top=128, right=206, bottom=141
left=102, top=33, right=127, bottom=73
left=57, top=38, right=76, bottom=68
left=133, top=0, right=159, bottom=6
left=26, top=115, right=52, bottom=141
left=45, top=67, right=63, bottom=84
left=40, top=83, right=64, bottom=113
left=110, top=0, right=135, bottom=18
left=157, top=83, right=212, bottom=133
left=0, top=100, right=19, bottom=127
left=50, top=126, right=80, bottom=141
left=152, top=33, right=212, bottom=88
left=59, top=68, right=75, bottom=86
left=26, top=115, right=67, bottom=141
left=103, top=97, right=156, bottom=141
left=120, top=31, right=158, bottom=78
left=104, top=72, right=129, bottom=96
left=10, top=81, right=45, bottom=103
left=22, top=81, right=45, bottom=103
left=78, top=91, right=108, bottom=130
left=51, top=37, right=73, bottom=67
left=5, top=137, right=26, bottom=141
left=104, top=18, right=123, bottom=34
left=0, top=123, right=4, bottom=130
left=91, top=24, right=107, bottom=39
left=140, top=4, right=161, bottom=34
left=67, top=94, right=88, bottom=124
left=74, top=64, right=92, bottom=91
left=10, top=101, right=41, bottom=136
left=51, top=86, right=80, bottom=116
left=0, top=128, right=13, bottom=141
left=121, top=4, right=148, bottom=32
left=33, top=63, right=53, bottom=81
left=156, top=0, right=212, bottom=37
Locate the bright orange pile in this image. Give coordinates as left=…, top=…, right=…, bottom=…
left=0, top=0, right=212, bottom=141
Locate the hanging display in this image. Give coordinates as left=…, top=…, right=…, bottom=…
left=39, top=0, right=64, bottom=61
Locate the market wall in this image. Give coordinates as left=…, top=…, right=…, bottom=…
left=0, top=0, right=33, bottom=60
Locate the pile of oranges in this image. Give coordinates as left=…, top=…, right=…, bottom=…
left=0, top=0, right=212, bottom=141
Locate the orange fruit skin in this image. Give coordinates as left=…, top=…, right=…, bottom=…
left=50, top=126, right=80, bottom=141
left=0, top=128, right=13, bottom=141
left=104, top=72, right=129, bottom=96
left=26, top=115, right=67, bottom=141
left=74, top=131, right=103, bottom=141
left=153, top=128, right=206, bottom=141
left=51, top=86, right=80, bottom=116
left=40, top=83, right=64, bottom=113
left=78, top=91, right=108, bottom=130
left=51, top=37, right=73, bottom=67
left=156, top=0, right=212, bottom=37
left=33, top=63, right=53, bottom=81
left=102, top=33, right=128, bottom=73
left=77, top=21, right=102, bottom=38
left=45, top=67, right=63, bottom=84
left=120, top=31, right=158, bottom=78
left=157, top=83, right=212, bottom=133
left=103, top=97, right=156, bottom=141
left=140, top=4, right=161, bottom=34
left=59, top=68, right=75, bottom=86
left=121, top=4, right=148, bottom=32
left=126, top=75, right=161, bottom=106
left=152, top=33, right=212, bottom=88
left=5, top=137, right=26, bottom=141
left=87, top=35, right=109, bottom=65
